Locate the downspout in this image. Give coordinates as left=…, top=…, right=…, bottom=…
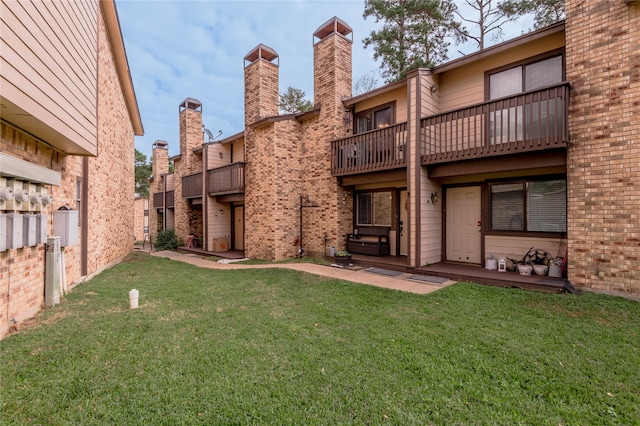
left=202, top=146, right=208, bottom=251
left=81, top=156, right=89, bottom=276
left=162, top=175, right=167, bottom=230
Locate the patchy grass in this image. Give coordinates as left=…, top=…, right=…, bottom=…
left=1, top=252, right=639, bottom=424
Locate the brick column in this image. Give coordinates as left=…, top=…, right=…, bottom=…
left=565, top=0, right=640, bottom=295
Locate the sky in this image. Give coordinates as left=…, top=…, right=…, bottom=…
left=116, top=0, right=534, bottom=161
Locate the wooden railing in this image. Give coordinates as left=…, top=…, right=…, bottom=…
left=421, top=83, right=569, bottom=165
left=331, top=122, right=407, bottom=176
left=153, top=190, right=174, bottom=208
left=182, top=172, right=203, bottom=198
left=207, top=162, right=245, bottom=195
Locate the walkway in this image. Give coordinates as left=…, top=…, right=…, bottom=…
left=151, top=250, right=455, bottom=296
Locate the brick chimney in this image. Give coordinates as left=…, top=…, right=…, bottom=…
left=178, top=98, right=203, bottom=174
left=244, top=44, right=279, bottom=125
left=149, top=140, right=169, bottom=240
left=313, top=17, right=352, bottom=131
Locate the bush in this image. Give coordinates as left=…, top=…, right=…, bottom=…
left=155, top=229, right=179, bottom=251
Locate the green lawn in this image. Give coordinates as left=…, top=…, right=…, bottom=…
left=2, top=252, right=639, bottom=425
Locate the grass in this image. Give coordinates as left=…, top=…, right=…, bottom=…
left=2, top=252, right=639, bottom=425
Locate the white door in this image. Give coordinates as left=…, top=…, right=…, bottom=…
left=399, top=190, right=408, bottom=256
left=234, top=206, right=244, bottom=250
left=446, top=186, right=481, bottom=264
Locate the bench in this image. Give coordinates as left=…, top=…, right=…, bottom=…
left=347, top=227, right=390, bottom=256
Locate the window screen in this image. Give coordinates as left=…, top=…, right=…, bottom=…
left=357, top=193, right=372, bottom=225
left=527, top=180, right=566, bottom=232
left=356, top=191, right=392, bottom=226
left=491, top=183, right=524, bottom=230
left=525, top=56, right=563, bottom=91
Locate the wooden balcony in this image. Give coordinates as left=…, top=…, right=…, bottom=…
left=331, top=122, right=407, bottom=176
left=182, top=172, right=203, bottom=198
left=207, top=162, right=245, bottom=196
left=153, top=190, right=174, bottom=208
left=421, top=83, right=569, bottom=165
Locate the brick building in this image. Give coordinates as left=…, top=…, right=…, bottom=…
left=151, top=3, right=639, bottom=297
left=0, top=0, right=143, bottom=338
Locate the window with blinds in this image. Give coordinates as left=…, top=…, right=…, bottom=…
left=488, top=54, right=564, bottom=144
left=491, top=179, right=566, bottom=233
left=356, top=191, right=392, bottom=226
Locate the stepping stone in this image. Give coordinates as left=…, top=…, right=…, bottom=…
left=365, top=267, right=404, bottom=277
left=407, top=274, right=449, bottom=284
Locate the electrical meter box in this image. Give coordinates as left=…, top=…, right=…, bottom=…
left=36, top=214, right=48, bottom=244
left=6, top=213, right=24, bottom=249
left=23, top=214, right=36, bottom=247
left=53, top=210, right=78, bottom=246
left=0, top=214, right=6, bottom=252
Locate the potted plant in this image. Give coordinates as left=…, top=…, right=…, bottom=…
left=333, top=250, right=352, bottom=266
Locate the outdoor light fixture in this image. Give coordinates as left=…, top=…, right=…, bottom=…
left=431, top=192, right=439, bottom=204
left=429, top=84, right=438, bottom=93
left=219, top=152, right=223, bottom=159
left=344, top=107, right=351, bottom=125
left=219, top=209, right=224, bottom=215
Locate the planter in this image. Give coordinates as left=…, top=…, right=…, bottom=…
left=532, top=264, right=549, bottom=275
left=485, top=258, right=498, bottom=270
left=517, top=264, right=532, bottom=275
left=333, top=255, right=352, bottom=266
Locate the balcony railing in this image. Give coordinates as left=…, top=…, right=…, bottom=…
left=153, top=190, right=174, bottom=208
left=421, top=83, right=569, bottom=165
left=331, top=122, right=407, bottom=176
left=207, top=162, right=245, bottom=195
left=182, top=172, right=203, bottom=198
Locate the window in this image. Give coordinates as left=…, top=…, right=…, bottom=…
left=490, top=179, right=566, bottom=233
left=488, top=54, right=564, bottom=143
left=355, top=104, right=394, bottom=134
left=356, top=191, right=392, bottom=226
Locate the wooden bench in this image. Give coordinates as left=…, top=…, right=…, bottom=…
left=347, top=227, right=390, bottom=256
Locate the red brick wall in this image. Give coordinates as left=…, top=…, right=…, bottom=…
left=566, top=0, right=640, bottom=295
left=0, top=10, right=137, bottom=338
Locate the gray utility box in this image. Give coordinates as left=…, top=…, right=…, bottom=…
left=23, top=214, right=36, bottom=247
left=0, top=214, right=5, bottom=251
left=53, top=210, right=78, bottom=247
left=6, top=213, right=23, bottom=250
left=36, top=214, right=48, bottom=245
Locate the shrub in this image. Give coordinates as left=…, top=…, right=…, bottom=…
left=155, top=229, right=179, bottom=251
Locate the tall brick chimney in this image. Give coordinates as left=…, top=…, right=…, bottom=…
left=313, top=17, right=352, bottom=132
left=178, top=98, right=203, bottom=174
left=149, top=140, right=169, bottom=240
left=244, top=44, right=279, bottom=125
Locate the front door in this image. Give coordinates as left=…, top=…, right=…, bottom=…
left=233, top=205, right=244, bottom=250
left=446, top=186, right=481, bottom=264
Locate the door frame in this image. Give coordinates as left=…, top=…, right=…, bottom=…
left=442, top=184, right=485, bottom=265
left=231, top=204, right=244, bottom=251
left=398, top=189, right=408, bottom=256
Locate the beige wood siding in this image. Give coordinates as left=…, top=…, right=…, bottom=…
left=485, top=235, right=567, bottom=264
left=206, top=197, right=231, bottom=248
left=0, top=0, right=98, bottom=155
left=437, top=32, right=565, bottom=112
